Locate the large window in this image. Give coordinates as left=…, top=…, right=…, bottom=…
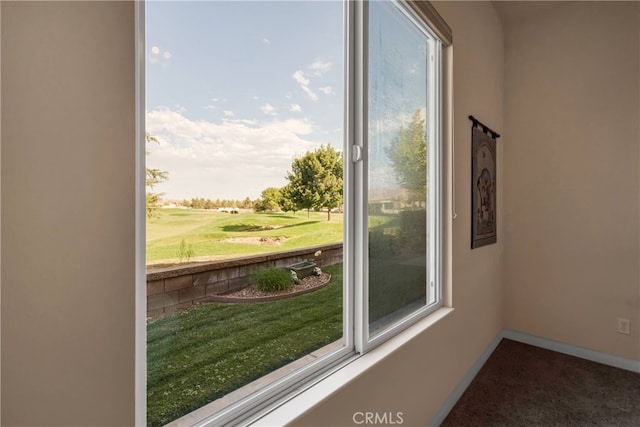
left=140, top=1, right=449, bottom=425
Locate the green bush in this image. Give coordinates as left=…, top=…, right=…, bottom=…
left=177, top=238, right=195, bottom=262
left=251, top=267, right=294, bottom=292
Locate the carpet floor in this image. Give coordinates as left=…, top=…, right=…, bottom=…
left=441, top=339, right=640, bottom=426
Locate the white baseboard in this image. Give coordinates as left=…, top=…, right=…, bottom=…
left=502, top=328, right=640, bottom=374
left=428, top=328, right=640, bottom=426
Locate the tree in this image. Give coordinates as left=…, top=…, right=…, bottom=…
left=286, top=145, right=343, bottom=221
left=190, top=197, right=206, bottom=209
left=146, top=133, right=169, bottom=218
left=241, top=197, right=254, bottom=209
left=254, top=187, right=282, bottom=212
left=385, top=109, right=427, bottom=203
left=278, top=184, right=299, bottom=215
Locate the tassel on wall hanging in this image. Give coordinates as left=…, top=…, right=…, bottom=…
left=470, top=115, right=500, bottom=249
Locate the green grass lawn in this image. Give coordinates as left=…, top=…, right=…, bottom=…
left=146, top=264, right=343, bottom=427
left=145, top=210, right=424, bottom=425
left=146, top=209, right=343, bottom=266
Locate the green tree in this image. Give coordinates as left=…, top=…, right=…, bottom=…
left=146, top=133, right=169, bottom=218
left=262, top=187, right=282, bottom=211
left=286, top=145, right=343, bottom=221
left=386, top=109, right=427, bottom=202
left=255, top=187, right=282, bottom=212
left=278, top=184, right=299, bottom=215
left=241, top=197, right=254, bottom=209
left=190, top=197, right=206, bottom=209
left=204, top=199, right=215, bottom=210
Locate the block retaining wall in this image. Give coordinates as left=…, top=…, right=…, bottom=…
left=146, top=243, right=343, bottom=318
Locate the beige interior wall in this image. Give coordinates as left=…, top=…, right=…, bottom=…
left=293, top=2, right=505, bottom=425
left=1, top=2, right=136, bottom=425
left=502, top=1, right=640, bottom=361
left=9, top=1, right=635, bottom=426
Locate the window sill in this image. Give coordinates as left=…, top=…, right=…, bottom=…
left=252, top=307, right=454, bottom=426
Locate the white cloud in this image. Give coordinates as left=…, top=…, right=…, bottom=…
left=261, top=38, right=271, bottom=45
left=145, top=108, right=318, bottom=199
left=292, top=70, right=310, bottom=87
left=289, top=104, right=302, bottom=112
left=260, top=103, right=276, bottom=116
left=319, top=86, right=335, bottom=95
left=308, top=60, right=332, bottom=76
left=292, top=61, right=333, bottom=101
left=223, top=118, right=258, bottom=126
left=163, top=51, right=172, bottom=59
left=292, top=70, right=318, bottom=101
left=223, top=110, right=235, bottom=117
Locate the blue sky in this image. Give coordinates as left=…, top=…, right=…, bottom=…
left=146, top=1, right=345, bottom=200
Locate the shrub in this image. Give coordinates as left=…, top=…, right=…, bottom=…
left=251, top=267, right=294, bottom=292
left=177, top=239, right=194, bottom=263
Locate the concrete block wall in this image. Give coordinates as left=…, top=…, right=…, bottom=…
left=146, top=243, right=343, bottom=318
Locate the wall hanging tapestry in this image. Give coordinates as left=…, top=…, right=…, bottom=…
left=470, top=115, right=499, bottom=249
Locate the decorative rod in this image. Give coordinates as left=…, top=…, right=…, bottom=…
left=468, top=115, right=500, bottom=139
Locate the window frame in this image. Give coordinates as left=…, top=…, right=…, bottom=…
left=357, top=0, right=444, bottom=353
left=135, top=1, right=451, bottom=425
left=135, top=2, right=147, bottom=426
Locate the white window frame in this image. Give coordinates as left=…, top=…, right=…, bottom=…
left=135, top=2, right=147, bottom=426
left=356, top=0, right=444, bottom=353
left=135, top=1, right=451, bottom=425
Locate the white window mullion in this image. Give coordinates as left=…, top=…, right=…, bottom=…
left=427, top=37, right=437, bottom=306
left=352, top=0, right=369, bottom=354
left=434, top=39, right=443, bottom=307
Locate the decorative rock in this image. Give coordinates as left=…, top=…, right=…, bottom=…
left=290, top=270, right=301, bottom=284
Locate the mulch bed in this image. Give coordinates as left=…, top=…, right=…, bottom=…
left=204, top=273, right=332, bottom=303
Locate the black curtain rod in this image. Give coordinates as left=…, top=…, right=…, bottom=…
left=468, top=115, right=500, bottom=139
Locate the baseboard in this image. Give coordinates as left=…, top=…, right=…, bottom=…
left=426, top=333, right=503, bottom=427
left=428, top=328, right=640, bottom=426
left=502, top=328, right=640, bottom=374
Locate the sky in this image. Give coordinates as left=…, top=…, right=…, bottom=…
left=146, top=1, right=345, bottom=201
